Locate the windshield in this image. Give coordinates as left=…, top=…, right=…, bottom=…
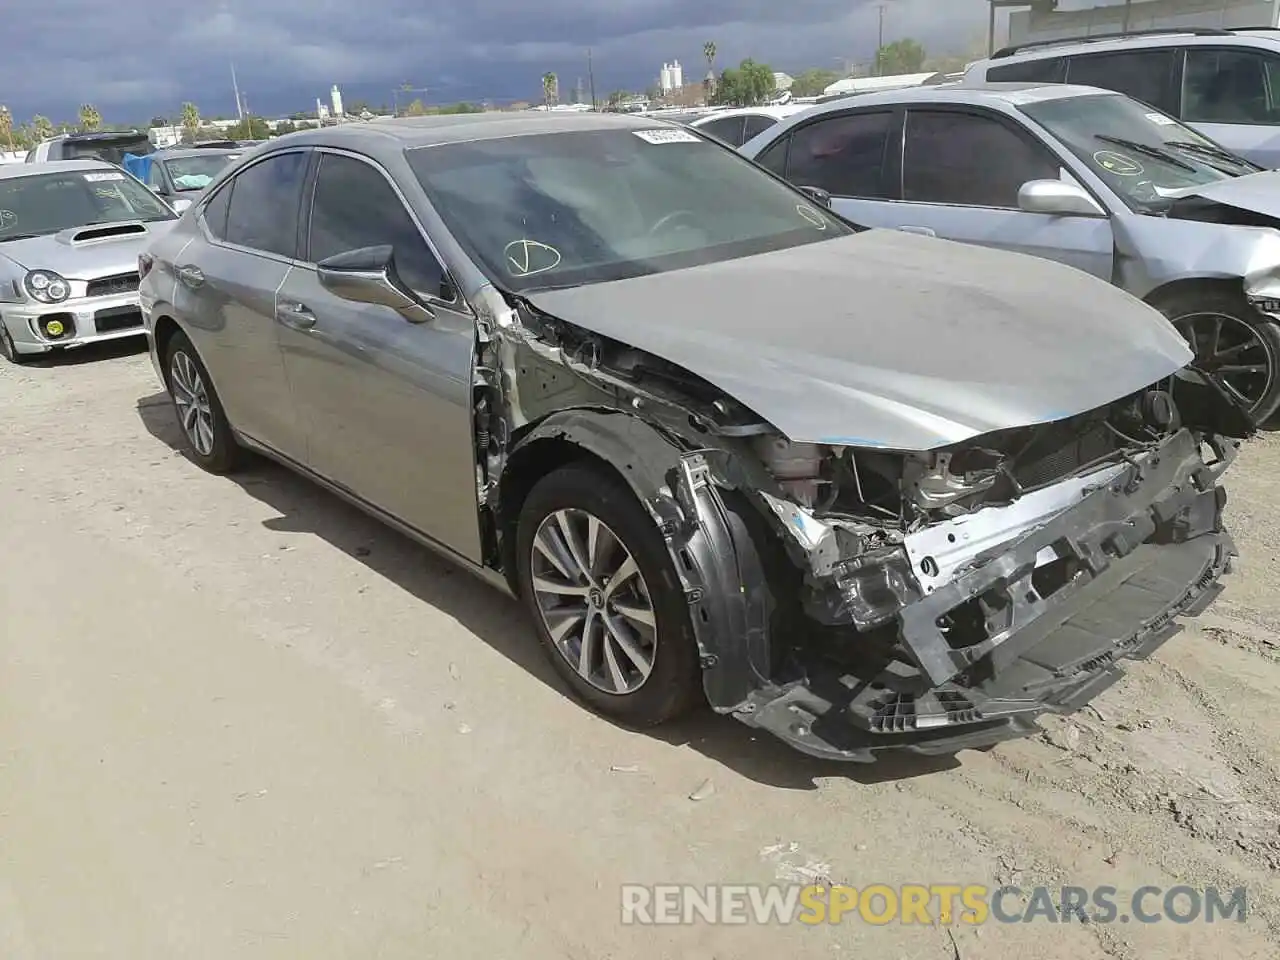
left=406, top=127, right=851, bottom=293
left=1019, top=93, right=1261, bottom=212
left=0, top=169, right=176, bottom=241
left=164, top=153, right=238, bottom=191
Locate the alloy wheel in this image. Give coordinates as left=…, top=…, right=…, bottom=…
left=1173, top=311, right=1275, bottom=415
left=169, top=349, right=216, bottom=457
left=529, top=508, right=658, bottom=695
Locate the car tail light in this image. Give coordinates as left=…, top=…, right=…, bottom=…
left=138, top=253, right=155, bottom=280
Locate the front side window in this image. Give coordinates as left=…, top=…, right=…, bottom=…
left=784, top=111, right=894, bottom=198
left=407, top=127, right=850, bottom=293
left=1021, top=92, right=1257, bottom=212
left=308, top=153, right=448, bottom=299
left=201, top=183, right=232, bottom=240
left=1064, top=49, right=1177, bottom=113
left=223, top=151, right=308, bottom=257
left=902, top=110, right=1060, bottom=208
left=697, top=116, right=747, bottom=145
left=0, top=169, right=175, bottom=241
left=1183, top=48, right=1280, bottom=124
left=754, top=137, right=789, bottom=176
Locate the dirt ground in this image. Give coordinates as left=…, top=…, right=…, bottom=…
left=2, top=340, right=1279, bottom=959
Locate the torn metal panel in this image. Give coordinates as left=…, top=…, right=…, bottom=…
left=525, top=230, right=1192, bottom=449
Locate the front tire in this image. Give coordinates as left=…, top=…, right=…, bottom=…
left=0, top=321, right=28, bottom=365
left=164, top=330, right=242, bottom=473
left=516, top=462, right=703, bottom=726
left=1151, top=287, right=1280, bottom=425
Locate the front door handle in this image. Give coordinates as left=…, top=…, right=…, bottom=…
left=897, top=225, right=937, bottom=238
left=177, top=265, right=204, bottom=288
left=276, top=301, right=316, bottom=330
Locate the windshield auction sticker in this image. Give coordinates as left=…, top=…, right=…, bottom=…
left=83, top=172, right=125, bottom=182
left=1092, top=151, right=1144, bottom=176
left=633, top=128, right=701, bottom=144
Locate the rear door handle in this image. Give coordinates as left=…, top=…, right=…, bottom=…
left=177, top=265, right=204, bottom=288
left=276, top=301, right=316, bottom=330
left=897, top=225, right=937, bottom=238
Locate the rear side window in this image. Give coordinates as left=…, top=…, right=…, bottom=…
left=784, top=111, right=894, bottom=198
left=987, top=57, right=1066, bottom=83
left=755, top=137, right=789, bottom=176
left=224, top=151, right=308, bottom=257
left=1183, top=48, right=1280, bottom=124
left=201, top=183, right=233, bottom=240
left=1065, top=49, right=1177, bottom=112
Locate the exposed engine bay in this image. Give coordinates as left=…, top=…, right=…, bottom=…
left=468, top=287, right=1253, bottom=762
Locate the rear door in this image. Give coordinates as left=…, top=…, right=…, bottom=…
left=173, top=149, right=310, bottom=459
left=275, top=149, right=483, bottom=561
left=895, top=106, right=1115, bottom=280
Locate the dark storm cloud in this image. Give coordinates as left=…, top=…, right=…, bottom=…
left=1, top=0, right=990, bottom=121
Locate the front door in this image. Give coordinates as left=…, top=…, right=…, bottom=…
left=275, top=150, right=483, bottom=562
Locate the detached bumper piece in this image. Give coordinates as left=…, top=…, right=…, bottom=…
left=733, top=429, right=1234, bottom=762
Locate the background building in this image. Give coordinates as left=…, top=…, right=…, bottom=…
left=659, top=60, right=684, bottom=94
left=1003, top=0, right=1280, bottom=47
left=330, top=84, right=344, bottom=118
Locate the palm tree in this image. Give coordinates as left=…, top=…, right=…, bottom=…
left=78, top=104, right=102, bottom=131
left=180, top=102, right=200, bottom=142
left=31, top=114, right=53, bottom=142
left=703, top=41, right=717, bottom=75
left=542, top=72, right=558, bottom=108
left=0, top=106, right=13, bottom=151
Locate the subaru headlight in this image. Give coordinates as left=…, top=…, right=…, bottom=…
left=24, top=269, right=71, bottom=304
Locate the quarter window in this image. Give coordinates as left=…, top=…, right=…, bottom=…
left=743, top=114, right=780, bottom=142
left=902, top=110, right=1060, bottom=208
left=1183, top=48, right=1280, bottom=124
left=755, top=137, right=790, bottom=176
left=784, top=112, right=894, bottom=198
left=987, top=57, right=1066, bottom=83
left=1064, top=49, right=1177, bottom=113
left=223, top=151, right=308, bottom=257
left=201, top=183, right=233, bottom=240
left=308, top=153, right=448, bottom=300
left=698, top=116, right=747, bottom=145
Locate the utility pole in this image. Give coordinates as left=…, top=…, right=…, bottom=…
left=588, top=48, right=597, bottom=109
left=1121, top=0, right=1133, bottom=33
left=231, top=62, right=244, bottom=123
left=876, top=3, right=887, bottom=76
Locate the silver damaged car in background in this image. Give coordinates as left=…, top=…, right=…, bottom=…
left=139, top=114, right=1253, bottom=761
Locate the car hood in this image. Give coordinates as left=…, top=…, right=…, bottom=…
left=525, top=230, right=1192, bottom=451
left=0, top=220, right=176, bottom=279
left=1161, top=169, right=1280, bottom=218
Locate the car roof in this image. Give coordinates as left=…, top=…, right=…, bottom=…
left=774, top=81, right=1116, bottom=114
left=978, top=27, right=1280, bottom=66
left=260, top=111, right=696, bottom=161
left=0, top=159, right=119, bottom=180
left=692, top=105, right=808, bottom=122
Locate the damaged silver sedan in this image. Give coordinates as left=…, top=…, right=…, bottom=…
left=138, top=112, right=1252, bottom=761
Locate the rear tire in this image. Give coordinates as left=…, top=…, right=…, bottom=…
left=517, top=462, right=703, bottom=726
left=164, top=330, right=243, bottom=474
left=1151, top=286, right=1280, bottom=425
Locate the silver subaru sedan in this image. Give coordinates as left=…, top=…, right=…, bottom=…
left=0, top=160, right=177, bottom=363
left=138, top=112, right=1249, bottom=762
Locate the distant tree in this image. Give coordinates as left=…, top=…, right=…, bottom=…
left=876, top=38, right=927, bottom=75
left=30, top=114, right=53, bottom=142
left=405, top=99, right=428, bottom=116
left=542, top=72, right=559, bottom=107
left=703, top=40, right=717, bottom=75
left=78, top=104, right=102, bottom=131
left=274, top=119, right=297, bottom=135
left=713, top=59, right=776, bottom=107
left=435, top=102, right=483, bottom=114
left=180, top=102, right=201, bottom=143
left=228, top=117, right=270, bottom=140
left=0, top=106, right=12, bottom=151
left=790, top=68, right=841, bottom=98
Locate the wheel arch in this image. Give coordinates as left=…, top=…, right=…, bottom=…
left=151, top=312, right=184, bottom=371
left=1142, top=275, right=1244, bottom=310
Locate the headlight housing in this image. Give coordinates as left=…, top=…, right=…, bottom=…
left=24, top=269, right=71, bottom=304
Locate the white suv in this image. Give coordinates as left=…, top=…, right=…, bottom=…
left=964, top=27, right=1280, bottom=167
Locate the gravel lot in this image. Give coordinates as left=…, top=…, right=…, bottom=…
left=2, top=340, right=1279, bottom=959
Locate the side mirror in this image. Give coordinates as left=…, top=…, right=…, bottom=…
left=170, top=197, right=193, bottom=213
left=316, top=245, right=434, bottom=323
left=797, top=184, right=833, bottom=208
left=1017, top=179, right=1106, bottom=217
